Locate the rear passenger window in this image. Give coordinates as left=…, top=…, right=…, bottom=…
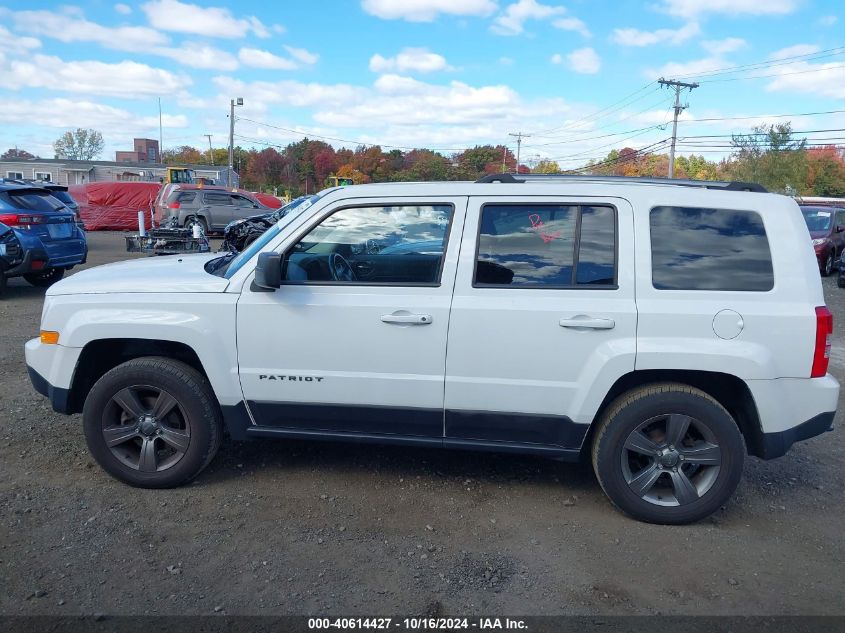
left=177, top=192, right=196, bottom=204
left=650, top=206, right=774, bottom=291
left=474, top=204, right=616, bottom=287
left=204, top=192, right=231, bottom=205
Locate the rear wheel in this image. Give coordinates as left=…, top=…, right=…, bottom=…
left=0, top=270, right=7, bottom=297
left=822, top=252, right=834, bottom=276
left=23, top=267, right=65, bottom=287
left=592, top=383, right=744, bottom=524
left=82, top=357, right=222, bottom=488
left=838, top=273, right=845, bottom=288
left=185, top=216, right=208, bottom=236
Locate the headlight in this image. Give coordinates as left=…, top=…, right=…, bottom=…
left=812, top=238, right=828, bottom=246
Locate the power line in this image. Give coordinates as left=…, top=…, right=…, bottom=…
left=686, top=108, right=845, bottom=123
left=673, top=45, right=845, bottom=81
left=698, top=63, right=845, bottom=84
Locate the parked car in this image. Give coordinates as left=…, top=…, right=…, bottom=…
left=800, top=205, right=845, bottom=276
left=0, top=182, right=87, bottom=287
left=155, top=185, right=272, bottom=234
left=0, top=220, right=24, bottom=296
left=3, top=179, right=83, bottom=228
left=221, top=195, right=314, bottom=252
left=26, top=175, right=837, bottom=524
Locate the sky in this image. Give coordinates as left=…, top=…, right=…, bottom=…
left=1, top=0, right=844, bottom=170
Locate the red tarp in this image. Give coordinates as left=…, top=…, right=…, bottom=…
left=253, top=192, right=283, bottom=208
left=70, top=182, right=161, bottom=231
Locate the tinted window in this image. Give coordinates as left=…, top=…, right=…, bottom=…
left=176, top=191, right=197, bottom=204
left=284, top=205, right=452, bottom=285
left=475, top=204, right=616, bottom=287
left=650, top=206, right=773, bottom=291
left=6, top=192, right=65, bottom=212
left=802, top=208, right=832, bottom=232
left=232, top=195, right=256, bottom=208
left=204, top=192, right=232, bottom=205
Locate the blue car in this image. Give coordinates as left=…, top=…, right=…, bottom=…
left=0, top=181, right=87, bottom=291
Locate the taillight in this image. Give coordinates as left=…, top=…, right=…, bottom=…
left=811, top=306, right=833, bottom=378
left=167, top=202, right=181, bottom=209
left=0, top=213, right=46, bottom=227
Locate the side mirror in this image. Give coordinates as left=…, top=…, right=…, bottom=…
left=837, top=225, right=845, bottom=233
left=254, top=252, right=282, bottom=290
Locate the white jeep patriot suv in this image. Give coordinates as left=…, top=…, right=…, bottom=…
left=25, top=174, right=838, bottom=524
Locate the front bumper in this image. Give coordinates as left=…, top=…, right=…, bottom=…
left=25, top=338, right=82, bottom=414
left=27, top=365, right=71, bottom=414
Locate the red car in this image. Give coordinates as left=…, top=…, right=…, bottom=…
left=800, top=205, right=845, bottom=276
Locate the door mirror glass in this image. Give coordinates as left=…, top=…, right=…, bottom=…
left=254, top=252, right=282, bottom=289
left=837, top=224, right=845, bottom=233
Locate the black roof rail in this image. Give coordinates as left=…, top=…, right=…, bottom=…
left=474, top=173, right=768, bottom=193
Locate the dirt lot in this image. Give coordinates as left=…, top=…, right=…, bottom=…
left=1, top=231, right=844, bottom=616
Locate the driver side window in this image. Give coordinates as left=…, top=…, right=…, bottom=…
left=283, top=204, right=453, bottom=285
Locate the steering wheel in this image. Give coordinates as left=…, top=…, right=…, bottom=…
left=328, top=252, right=357, bottom=282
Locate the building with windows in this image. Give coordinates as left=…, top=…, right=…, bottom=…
left=115, top=138, right=160, bottom=164
left=0, top=157, right=238, bottom=188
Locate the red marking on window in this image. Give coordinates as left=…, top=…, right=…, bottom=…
left=529, top=214, right=561, bottom=243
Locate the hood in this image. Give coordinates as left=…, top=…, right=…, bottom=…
left=47, top=253, right=229, bottom=296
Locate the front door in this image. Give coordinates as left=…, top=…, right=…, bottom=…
left=237, top=197, right=466, bottom=438
left=201, top=191, right=235, bottom=230
left=444, top=196, right=637, bottom=450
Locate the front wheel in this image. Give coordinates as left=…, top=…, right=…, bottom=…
left=23, top=267, right=65, bottom=287
left=591, top=383, right=744, bottom=524
left=184, top=216, right=208, bottom=236
left=82, top=357, right=223, bottom=488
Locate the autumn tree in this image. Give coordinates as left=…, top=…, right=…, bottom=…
left=533, top=159, right=562, bottom=174
left=53, top=128, right=104, bottom=160
left=805, top=146, right=845, bottom=196
left=726, top=122, right=807, bottom=193
left=162, top=145, right=204, bottom=165
left=1, top=148, right=36, bottom=160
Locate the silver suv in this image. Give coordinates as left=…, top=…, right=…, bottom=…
left=156, top=187, right=270, bottom=233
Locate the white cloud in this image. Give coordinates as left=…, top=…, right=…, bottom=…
left=499, top=56, right=515, bottom=66
left=156, top=42, right=239, bottom=71
left=212, top=76, right=363, bottom=111
left=552, top=17, right=590, bottom=38
left=566, top=47, right=601, bottom=74
left=492, top=0, right=566, bottom=35
left=141, top=0, right=269, bottom=38
left=0, top=98, right=188, bottom=134
left=361, top=0, right=497, bottom=22
left=766, top=61, right=845, bottom=99
left=819, top=15, right=838, bottom=27
left=284, top=45, right=319, bottom=65
left=238, top=48, right=298, bottom=70
left=702, top=38, right=747, bottom=55
left=0, top=54, right=189, bottom=98
left=550, top=53, right=563, bottom=64
left=10, top=8, right=169, bottom=52
left=114, top=3, right=132, bottom=14
left=769, top=44, right=819, bottom=59
left=646, top=57, right=727, bottom=80
left=369, top=48, right=450, bottom=73
left=0, top=25, right=40, bottom=51
left=657, top=0, right=797, bottom=18
left=612, top=22, right=699, bottom=47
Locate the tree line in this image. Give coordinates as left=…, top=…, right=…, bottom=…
left=4, top=123, right=844, bottom=197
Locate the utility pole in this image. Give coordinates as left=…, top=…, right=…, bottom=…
left=204, top=134, right=214, bottom=165
left=158, top=97, right=163, bottom=162
left=658, top=77, right=698, bottom=178
left=228, top=97, right=243, bottom=188
left=508, top=132, right=531, bottom=173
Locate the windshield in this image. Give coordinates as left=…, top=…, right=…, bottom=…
left=221, top=194, right=322, bottom=279
left=50, top=191, right=76, bottom=205
left=269, top=195, right=316, bottom=222
left=802, top=208, right=833, bottom=232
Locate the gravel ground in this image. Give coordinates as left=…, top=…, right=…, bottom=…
left=0, top=231, right=843, bottom=616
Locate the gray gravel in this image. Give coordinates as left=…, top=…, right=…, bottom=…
left=0, top=231, right=843, bottom=616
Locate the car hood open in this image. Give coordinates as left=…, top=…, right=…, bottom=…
left=46, top=253, right=229, bottom=296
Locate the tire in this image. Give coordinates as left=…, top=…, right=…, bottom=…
left=184, top=216, right=208, bottom=236
left=591, top=383, right=745, bottom=524
left=23, top=267, right=65, bottom=287
left=838, top=274, right=845, bottom=288
left=82, top=357, right=223, bottom=488
left=822, top=252, right=834, bottom=277
left=0, top=271, right=6, bottom=297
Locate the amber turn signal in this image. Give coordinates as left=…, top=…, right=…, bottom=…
left=40, top=331, right=60, bottom=345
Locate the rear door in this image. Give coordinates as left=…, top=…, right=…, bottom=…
left=444, top=196, right=637, bottom=451
left=201, top=191, right=235, bottom=229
